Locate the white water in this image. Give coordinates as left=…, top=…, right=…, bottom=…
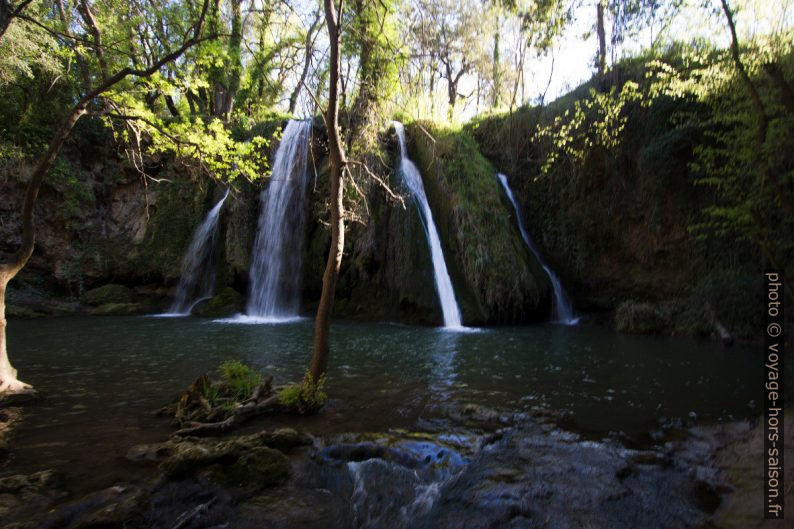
left=393, top=122, right=463, bottom=329
left=246, top=119, right=312, bottom=320
left=497, top=173, right=579, bottom=325
left=166, top=188, right=229, bottom=315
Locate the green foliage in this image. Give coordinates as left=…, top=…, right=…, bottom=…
left=49, top=158, right=96, bottom=223
left=218, top=360, right=262, bottom=400
left=534, top=81, right=643, bottom=174
left=648, top=29, right=794, bottom=272
left=0, top=19, right=62, bottom=86
left=278, top=372, right=327, bottom=414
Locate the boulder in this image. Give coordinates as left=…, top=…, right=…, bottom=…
left=126, top=428, right=311, bottom=489
left=192, top=287, right=244, bottom=317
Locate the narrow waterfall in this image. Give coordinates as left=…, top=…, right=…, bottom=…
left=393, top=122, right=463, bottom=329
left=168, top=188, right=229, bottom=315
left=246, top=119, right=312, bottom=320
left=497, top=173, right=579, bottom=325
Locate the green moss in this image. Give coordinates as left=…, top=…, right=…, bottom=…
left=134, top=178, right=210, bottom=281
left=207, top=447, right=290, bottom=488
left=192, top=287, right=244, bottom=317
left=80, top=284, right=133, bottom=306
left=614, top=300, right=676, bottom=335
left=278, top=373, right=327, bottom=414
left=405, top=122, right=550, bottom=323
left=86, top=302, right=154, bottom=315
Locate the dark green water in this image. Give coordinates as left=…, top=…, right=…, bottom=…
left=1, top=316, right=773, bottom=492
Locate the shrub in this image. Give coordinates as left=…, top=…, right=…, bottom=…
left=218, top=360, right=262, bottom=400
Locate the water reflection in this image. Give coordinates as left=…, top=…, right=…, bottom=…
left=426, top=329, right=461, bottom=400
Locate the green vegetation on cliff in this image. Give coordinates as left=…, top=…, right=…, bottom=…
left=406, top=122, right=550, bottom=323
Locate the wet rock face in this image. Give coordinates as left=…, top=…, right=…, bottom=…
left=410, top=426, right=717, bottom=529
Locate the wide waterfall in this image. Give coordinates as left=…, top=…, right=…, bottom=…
left=245, top=119, right=312, bottom=321
left=497, top=173, right=578, bottom=325
left=168, top=188, right=229, bottom=315
left=393, top=122, right=463, bottom=329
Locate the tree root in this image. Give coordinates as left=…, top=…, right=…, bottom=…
left=174, top=395, right=284, bottom=437
left=0, top=378, right=34, bottom=396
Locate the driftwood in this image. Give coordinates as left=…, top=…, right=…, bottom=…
left=174, top=394, right=284, bottom=437
left=171, top=496, right=217, bottom=529
left=161, top=368, right=289, bottom=437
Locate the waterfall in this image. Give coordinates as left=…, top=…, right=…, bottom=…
left=246, top=119, right=312, bottom=321
left=168, top=188, right=229, bottom=315
left=393, top=122, right=463, bottom=329
left=497, top=173, right=579, bottom=325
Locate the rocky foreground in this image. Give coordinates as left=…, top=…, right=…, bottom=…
left=1, top=401, right=791, bottom=529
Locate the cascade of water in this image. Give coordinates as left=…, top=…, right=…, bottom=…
left=496, top=173, right=579, bottom=325
left=393, top=122, right=463, bottom=329
left=168, top=188, right=229, bottom=315
left=497, top=173, right=578, bottom=325
left=246, top=119, right=312, bottom=320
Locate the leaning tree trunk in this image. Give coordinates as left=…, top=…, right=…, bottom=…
left=0, top=0, right=209, bottom=394
left=309, top=0, right=346, bottom=381
left=0, top=102, right=87, bottom=392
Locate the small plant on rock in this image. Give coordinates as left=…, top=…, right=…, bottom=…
left=278, top=372, right=327, bottom=414
left=219, top=360, right=262, bottom=400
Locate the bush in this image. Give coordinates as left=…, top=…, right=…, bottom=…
left=218, top=360, right=262, bottom=400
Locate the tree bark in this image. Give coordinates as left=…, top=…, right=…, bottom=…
left=221, top=0, right=243, bottom=120
left=492, top=15, right=500, bottom=107
left=309, top=0, right=346, bottom=382
left=596, top=0, right=606, bottom=76
left=720, top=0, right=767, bottom=144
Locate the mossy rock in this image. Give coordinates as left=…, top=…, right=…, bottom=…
left=206, top=447, right=290, bottom=488
left=87, top=302, right=153, bottom=316
left=192, top=287, right=244, bottom=317
left=80, top=284, right=133, bottom=306
left=154, top=431, right=295, bottom=488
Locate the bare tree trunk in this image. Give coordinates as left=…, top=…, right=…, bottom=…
left=221, top=0, right=243, bottom=120
left=720, top=0, right=767, bottom=144
left=309, top=0, right=346, bottom=382
left=0, top=102, right=87, bottom=392
left=289, top=10, right=322, bottom=114
left=492, top=15, right=500, bottom=107
left=596, top=0, right=606, bottom=76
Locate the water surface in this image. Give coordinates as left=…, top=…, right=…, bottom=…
left=2, top=316, right=772, bottom=493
